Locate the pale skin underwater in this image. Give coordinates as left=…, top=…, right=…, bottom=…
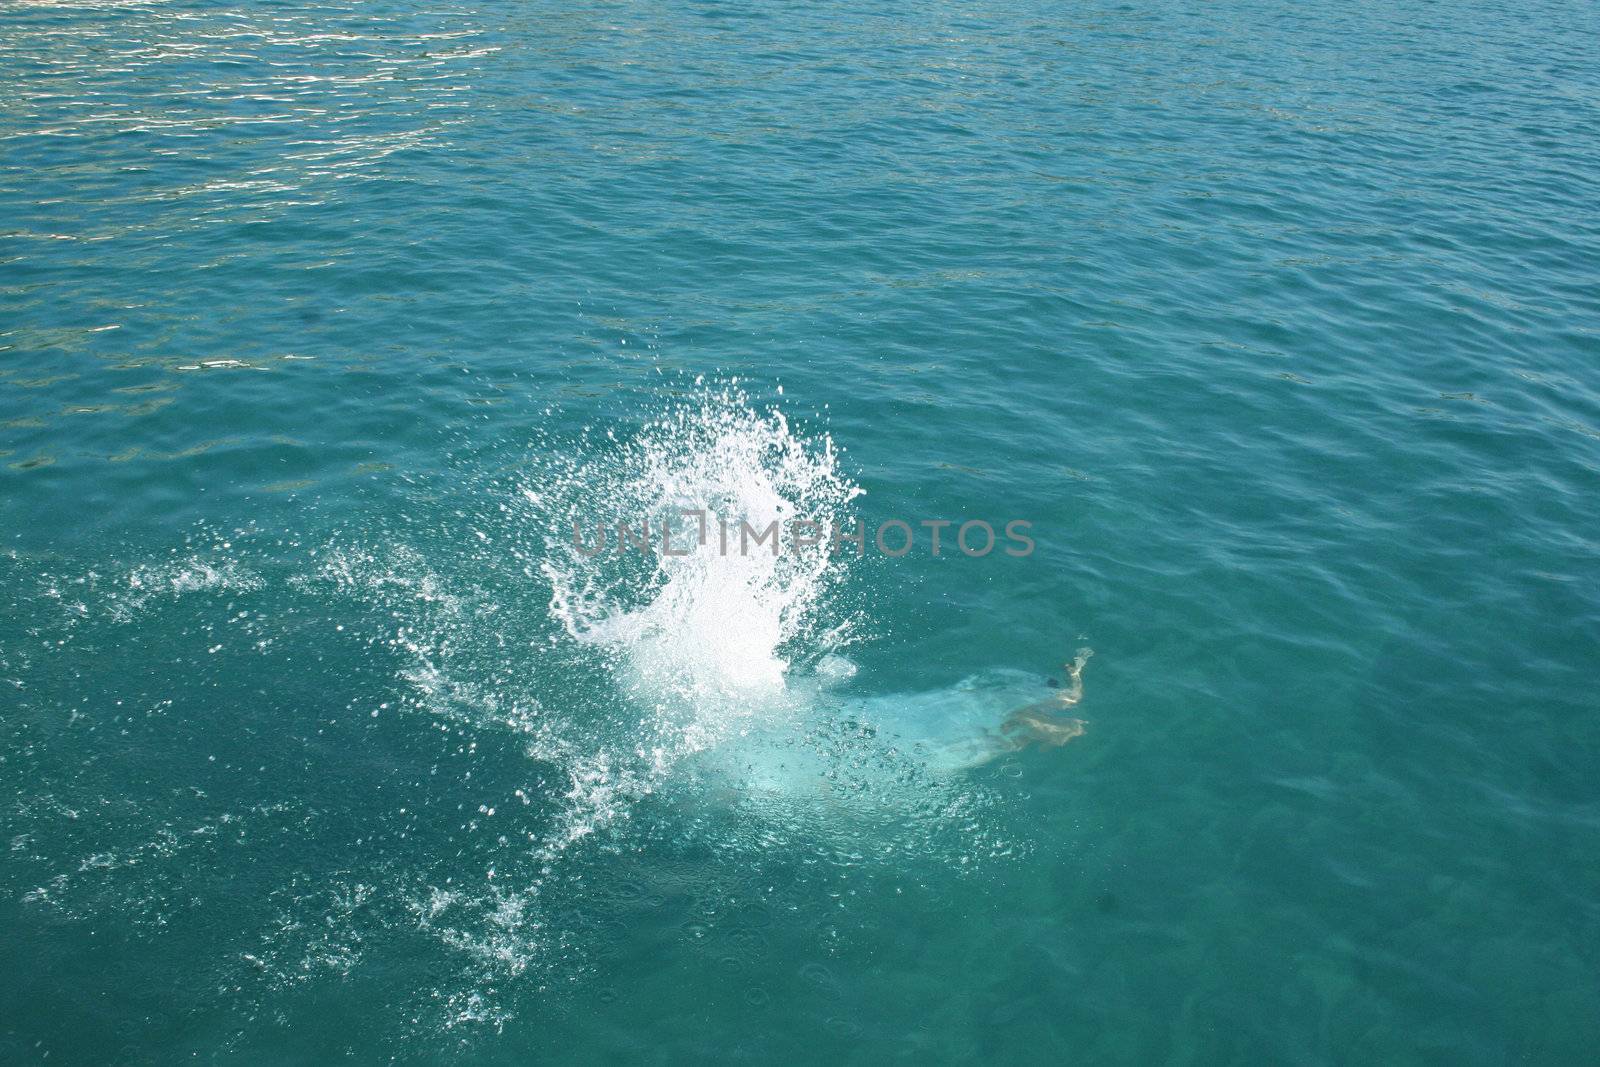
left=722, top=650, right=1095, bottom=800
left=991, top=648, right=1092, bottom=755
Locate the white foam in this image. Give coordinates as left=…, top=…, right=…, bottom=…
left=535, top=386, right=863, bottom=757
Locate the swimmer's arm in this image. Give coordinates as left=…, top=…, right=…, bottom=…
left=998, top=649, right=1093, bottom=735
left=1050, top=648, right=1093, bottom=709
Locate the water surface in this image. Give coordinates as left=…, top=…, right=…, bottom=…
left=3, top=0, right=1599, bottom=1062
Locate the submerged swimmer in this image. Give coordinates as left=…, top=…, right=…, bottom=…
left=855, top=649, right=1094, bottom=772
left=734, top=649, right=1095, bottom=787
left=991, top=648, right=1092, bottom=755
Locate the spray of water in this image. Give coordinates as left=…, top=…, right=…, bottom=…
left=8, top=383, right=1042, bottom=1043
left=534, top=383, right=865, bottom=769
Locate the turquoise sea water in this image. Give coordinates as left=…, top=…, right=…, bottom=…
left=4, top=0, right=1599, bottom=1062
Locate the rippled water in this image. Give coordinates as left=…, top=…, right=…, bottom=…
left=3, top=0, right=1599, bottom=1062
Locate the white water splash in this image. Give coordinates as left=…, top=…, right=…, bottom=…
left=535, top=385, right=864, bottom=763
left=2, top=386, right=1077, bottom=1047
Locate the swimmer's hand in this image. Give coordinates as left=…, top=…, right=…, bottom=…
left=1054, top=648, right=1092, bottom=707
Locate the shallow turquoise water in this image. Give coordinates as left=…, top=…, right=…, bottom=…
left=4, top=0, right=1600, bottom=1062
